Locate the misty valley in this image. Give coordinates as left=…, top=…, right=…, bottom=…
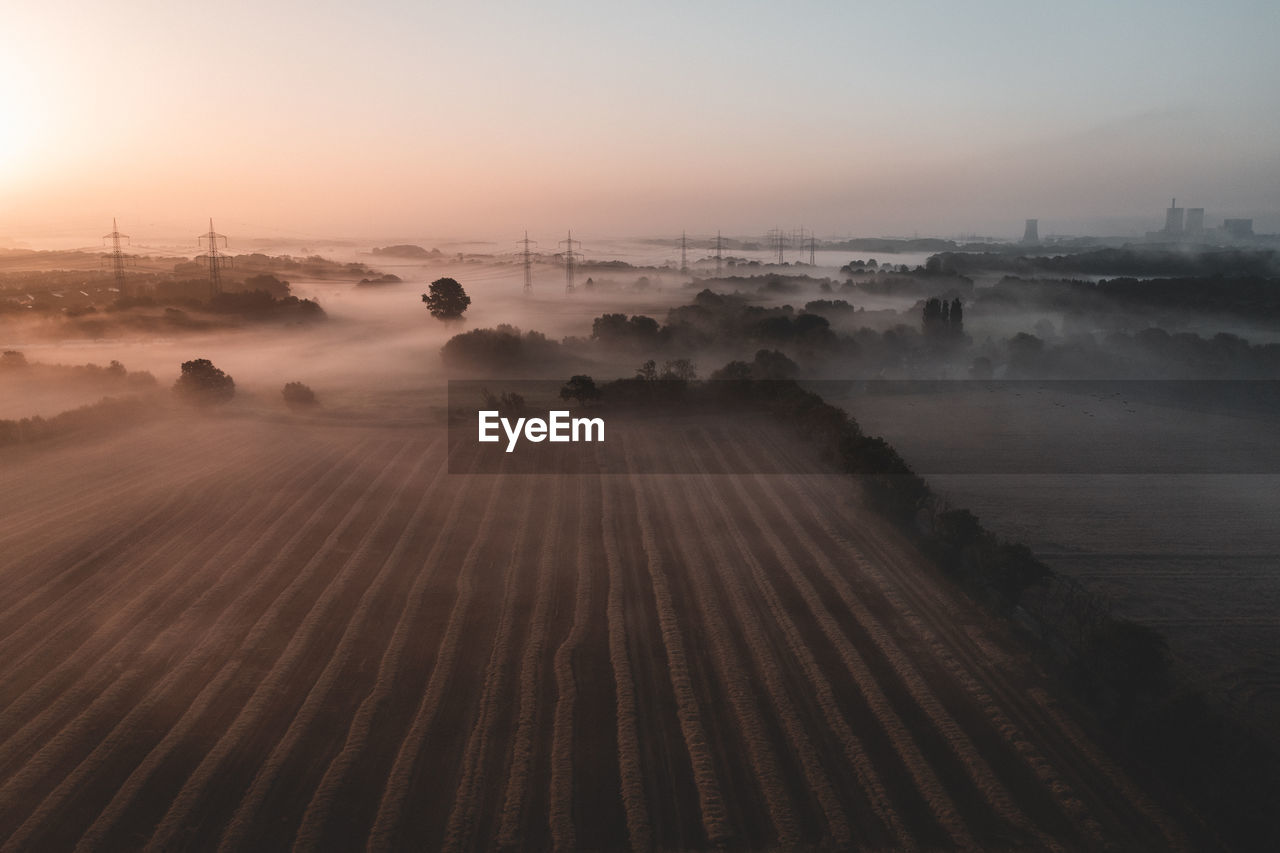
left=2, top=233, right=1278, bottom=850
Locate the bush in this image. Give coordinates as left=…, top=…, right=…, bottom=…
left=173, top=359, right=235, bottom=405
left=560, top=375, right=600, bottom=405
left=282, top=382, right=318, bottom=406
left=440, top=325, right=559, bottom=372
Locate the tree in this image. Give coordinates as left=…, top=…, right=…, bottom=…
left=660, top=359, right=697, bottom=381
left=592, top=313, right=659, bottom=345
left=282, top=381, right=318, bottom=406
left=1, top=351, right=28, bottom=369
left=751, top=348, right=798, bottom=379
left=710, top=360, right=753, bottom=381
left=636, top=359, right=657, bottom=381
left=480, top=388, right=526, bottom=415
left=173, top=358, right=235, bottom=404
left=922, top=297, right=944, bottom=335
left=560, top=375, right=600, bottom=405
left=242, top=273, right=291, bottom=298
left=422, top=277, right=470, bottom=320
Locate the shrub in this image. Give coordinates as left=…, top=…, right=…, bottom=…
left=173, top=359, right=235, bottom=405
left=282, top=381, right=318, bottom=406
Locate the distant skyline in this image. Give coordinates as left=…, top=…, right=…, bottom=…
left=3, top=0, right=1278, bottom=244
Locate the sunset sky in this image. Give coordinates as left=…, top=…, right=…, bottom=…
left=2, top=0, right=1278, bottom=244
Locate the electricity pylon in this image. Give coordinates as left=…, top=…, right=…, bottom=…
left=102, top=218, right=130, bottom=294
left=198, top=219, right=231, bottom=298
left=794, top=227, right=816, bottom=265
left=517, top=231, right=537, bottom=294
left=714, top=230, right=723, bottom=277
left=794, top=226, right=816, bottom=265
left=559, top=231, right=581, bottom=295
left=680, top=230, right=688, bottom=274
left=768, top=227, right=786, bottom=264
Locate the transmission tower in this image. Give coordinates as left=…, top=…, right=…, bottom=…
left=197, top=218, right=231, bottom=297
left=559, top=230, right=581, bottom=295
left=679, top=230, right=688, bottom=274
left=714, top=230, right=723, bottom=277
left=767, top=227, right=786, bottom=264
left=793, top=226, right=814, bottom=265
left=102, top=218, right=130, bottom=294
left=517, top=230, right=537, bottom=294
left=795, top=227, right=816, bottom=265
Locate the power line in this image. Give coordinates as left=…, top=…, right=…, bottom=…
left=767, top=227, right=786, bottom=264
left=102, top=218, right=130, bottom=294
left=793, top=226, right=813, bottom=265
left=559, top=230, right=581, bottom=295
left=517, top=230, right=537, bottom=294
left=197, top=218, right=231, bottom=298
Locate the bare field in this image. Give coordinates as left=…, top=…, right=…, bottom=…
left=844, top=387, right=1280, bottom=745
left=0, top=413, right=1198, bottom=850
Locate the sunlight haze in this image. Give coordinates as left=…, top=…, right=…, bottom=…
left=3, top=0, right=1278, bottom=243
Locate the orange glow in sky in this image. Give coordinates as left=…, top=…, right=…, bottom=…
left=2, top=1, right=1278, bottom=244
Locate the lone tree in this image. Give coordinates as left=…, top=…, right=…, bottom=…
left=560, top=375, right=600, bottom=405
left=422, top=277, right=470, bottom=320
left=173, top=358, right=235, bottom=404
left=0, top=350, right=28, bottom=369
left=282, top=381, right=318, bottom=406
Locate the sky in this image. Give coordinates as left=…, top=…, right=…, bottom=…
left=2, top=0, right=1278, bottom=245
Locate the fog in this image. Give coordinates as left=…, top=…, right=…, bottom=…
left=4, top=229, right=1280, bottom=850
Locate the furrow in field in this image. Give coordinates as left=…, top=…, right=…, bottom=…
left=844, top=513, right=1157, bottom=849
left=141, top=440, right=422, bottom=852
left=0, top=435, right=362, bottom=775
left=498, top=476, right=568, bottom=849
left=441, top=480, right=547, bottom=851
left=729, top=428, right=1077, bottom=847
left=639, top=473, right=803, bottom=848
left=677, top=431, right=923, bottom=848
left=61, top=438, right=397, bottom=852
left=0, top=442, right=347, bottom=851
left=597, top=463, right=653, bottom=853
left=0, top=421, right=268, bottom=589
left=708, top=437, right=992, bottom=849
left=0, top=466, right=236, bottom=720
left=539, top=475, right=594, bottom=851
left=0, top=422, right=212, bottom=558
left=775, top=467, right=1129, bottom=848
left=0, top=441, right=321, bottom=790
left=0, top=437, right=324, bottom=727
left=212, top=442, right=446, bottom=852
left=671, top=435, right=886, bottom=848
left=1027, top=687, right=1193, bottom=851
left=290, top=445, right=486, bottom=853
left=722, top=428, right=1066, bottom=848
left=621, top=437, right=731, bottom=846
left=0, top=432, right=251, bottom=642
left=364, top=471, right=510, bottom=853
